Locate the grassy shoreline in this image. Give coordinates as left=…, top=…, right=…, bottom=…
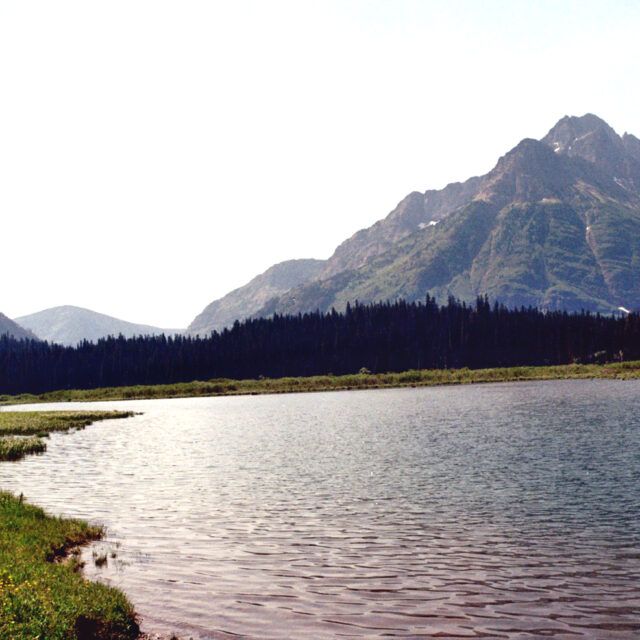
left=0, top=411, right=140, bottom=639
left=1, top=361, right=640, bottom=406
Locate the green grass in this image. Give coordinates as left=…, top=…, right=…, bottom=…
left=0, top=411, right=139, bottom=639
left=0, top=411, right=134, bottom=461
left=0, top=436, right=46, bottom=461
left=1, top=361, right=639, bottom=406
left=0, top=411, right=135, bottom=436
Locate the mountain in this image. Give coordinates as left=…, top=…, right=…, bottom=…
left=253, top=114, right=640, bottom=317
left=0, top=313, right=38, bottom=340
left=15, top=306, right=182, bottom=346
left=187, top=259, right=326, bottom=335
left=320, top=178, right=483, bottom=280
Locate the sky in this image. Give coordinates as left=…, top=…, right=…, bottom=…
left=1, top=0, right=640, bottom=328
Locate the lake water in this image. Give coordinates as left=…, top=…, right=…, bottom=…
left=1, top=380, right=640, bottom=639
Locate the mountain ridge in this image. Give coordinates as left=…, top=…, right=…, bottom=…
left=250, top=114, right=640, bottom=318
left=187, top=259, right=326, bottom=336
left=0, top=313, right=39, bottom=341
left=15, top=306, right=183, bottom=346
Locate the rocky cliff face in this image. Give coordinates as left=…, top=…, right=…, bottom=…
left=542, top=114, right=640, bottom=192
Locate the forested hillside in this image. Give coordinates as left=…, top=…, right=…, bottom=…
left=1, top=298, right=638, bottom=395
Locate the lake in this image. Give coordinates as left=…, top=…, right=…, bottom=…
left=1, top=380, right=640, bottom=638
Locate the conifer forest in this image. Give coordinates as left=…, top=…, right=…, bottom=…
left=1, top=297, right=639, bottom=396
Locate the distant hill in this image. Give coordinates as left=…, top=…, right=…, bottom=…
left=187, top=259, right=326, bottom=335
left=15, top=306, right=182, bottom=346
left=254, top=114, right=640, bottom=317
left=0, top=313, right=38, bottom=340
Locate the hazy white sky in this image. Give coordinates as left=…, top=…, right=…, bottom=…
left=1, top=0, right=640, bottom=327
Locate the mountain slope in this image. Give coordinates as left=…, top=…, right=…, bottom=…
left=257, top=114, right=640, bottom=316
left=0, top=313, right=39, bottom=340
left=188, top=259, right=326, bottom=335
left=15, top=306, right=182, bottom=346
left=320, top=178, right=482, bottom=279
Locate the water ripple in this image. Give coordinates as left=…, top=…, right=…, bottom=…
left=1, top=380, right=640, bottom=638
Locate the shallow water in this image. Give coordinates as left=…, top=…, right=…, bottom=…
left=2, top=380, right=640, bottom=639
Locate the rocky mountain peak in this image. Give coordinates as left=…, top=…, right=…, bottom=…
left=539, top=114, right=640, bottom=187
left=542, top=113, right=618, bottom=155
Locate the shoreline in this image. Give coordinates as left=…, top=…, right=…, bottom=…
left=2, top=361, right=640, bottom=406
left=0, top=411, right=144, bottom=639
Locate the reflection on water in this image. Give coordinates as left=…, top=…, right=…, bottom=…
left=1, top=380, right=640, bottom=638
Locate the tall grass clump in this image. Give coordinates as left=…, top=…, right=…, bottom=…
left=0, top=436, right=46, bottom=461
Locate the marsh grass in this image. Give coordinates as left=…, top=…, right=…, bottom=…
left=0, top=411, right=139, bottom=639
left=2, top=361, right=639, bottom=406
left=0, top=492, right=138, bottom=639
left=0, top=410, right=135, bottom=435
left=0, top=436, right=46, bottom=461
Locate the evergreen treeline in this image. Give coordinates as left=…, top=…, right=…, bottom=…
left=1, top=297, right=640, bottom=395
